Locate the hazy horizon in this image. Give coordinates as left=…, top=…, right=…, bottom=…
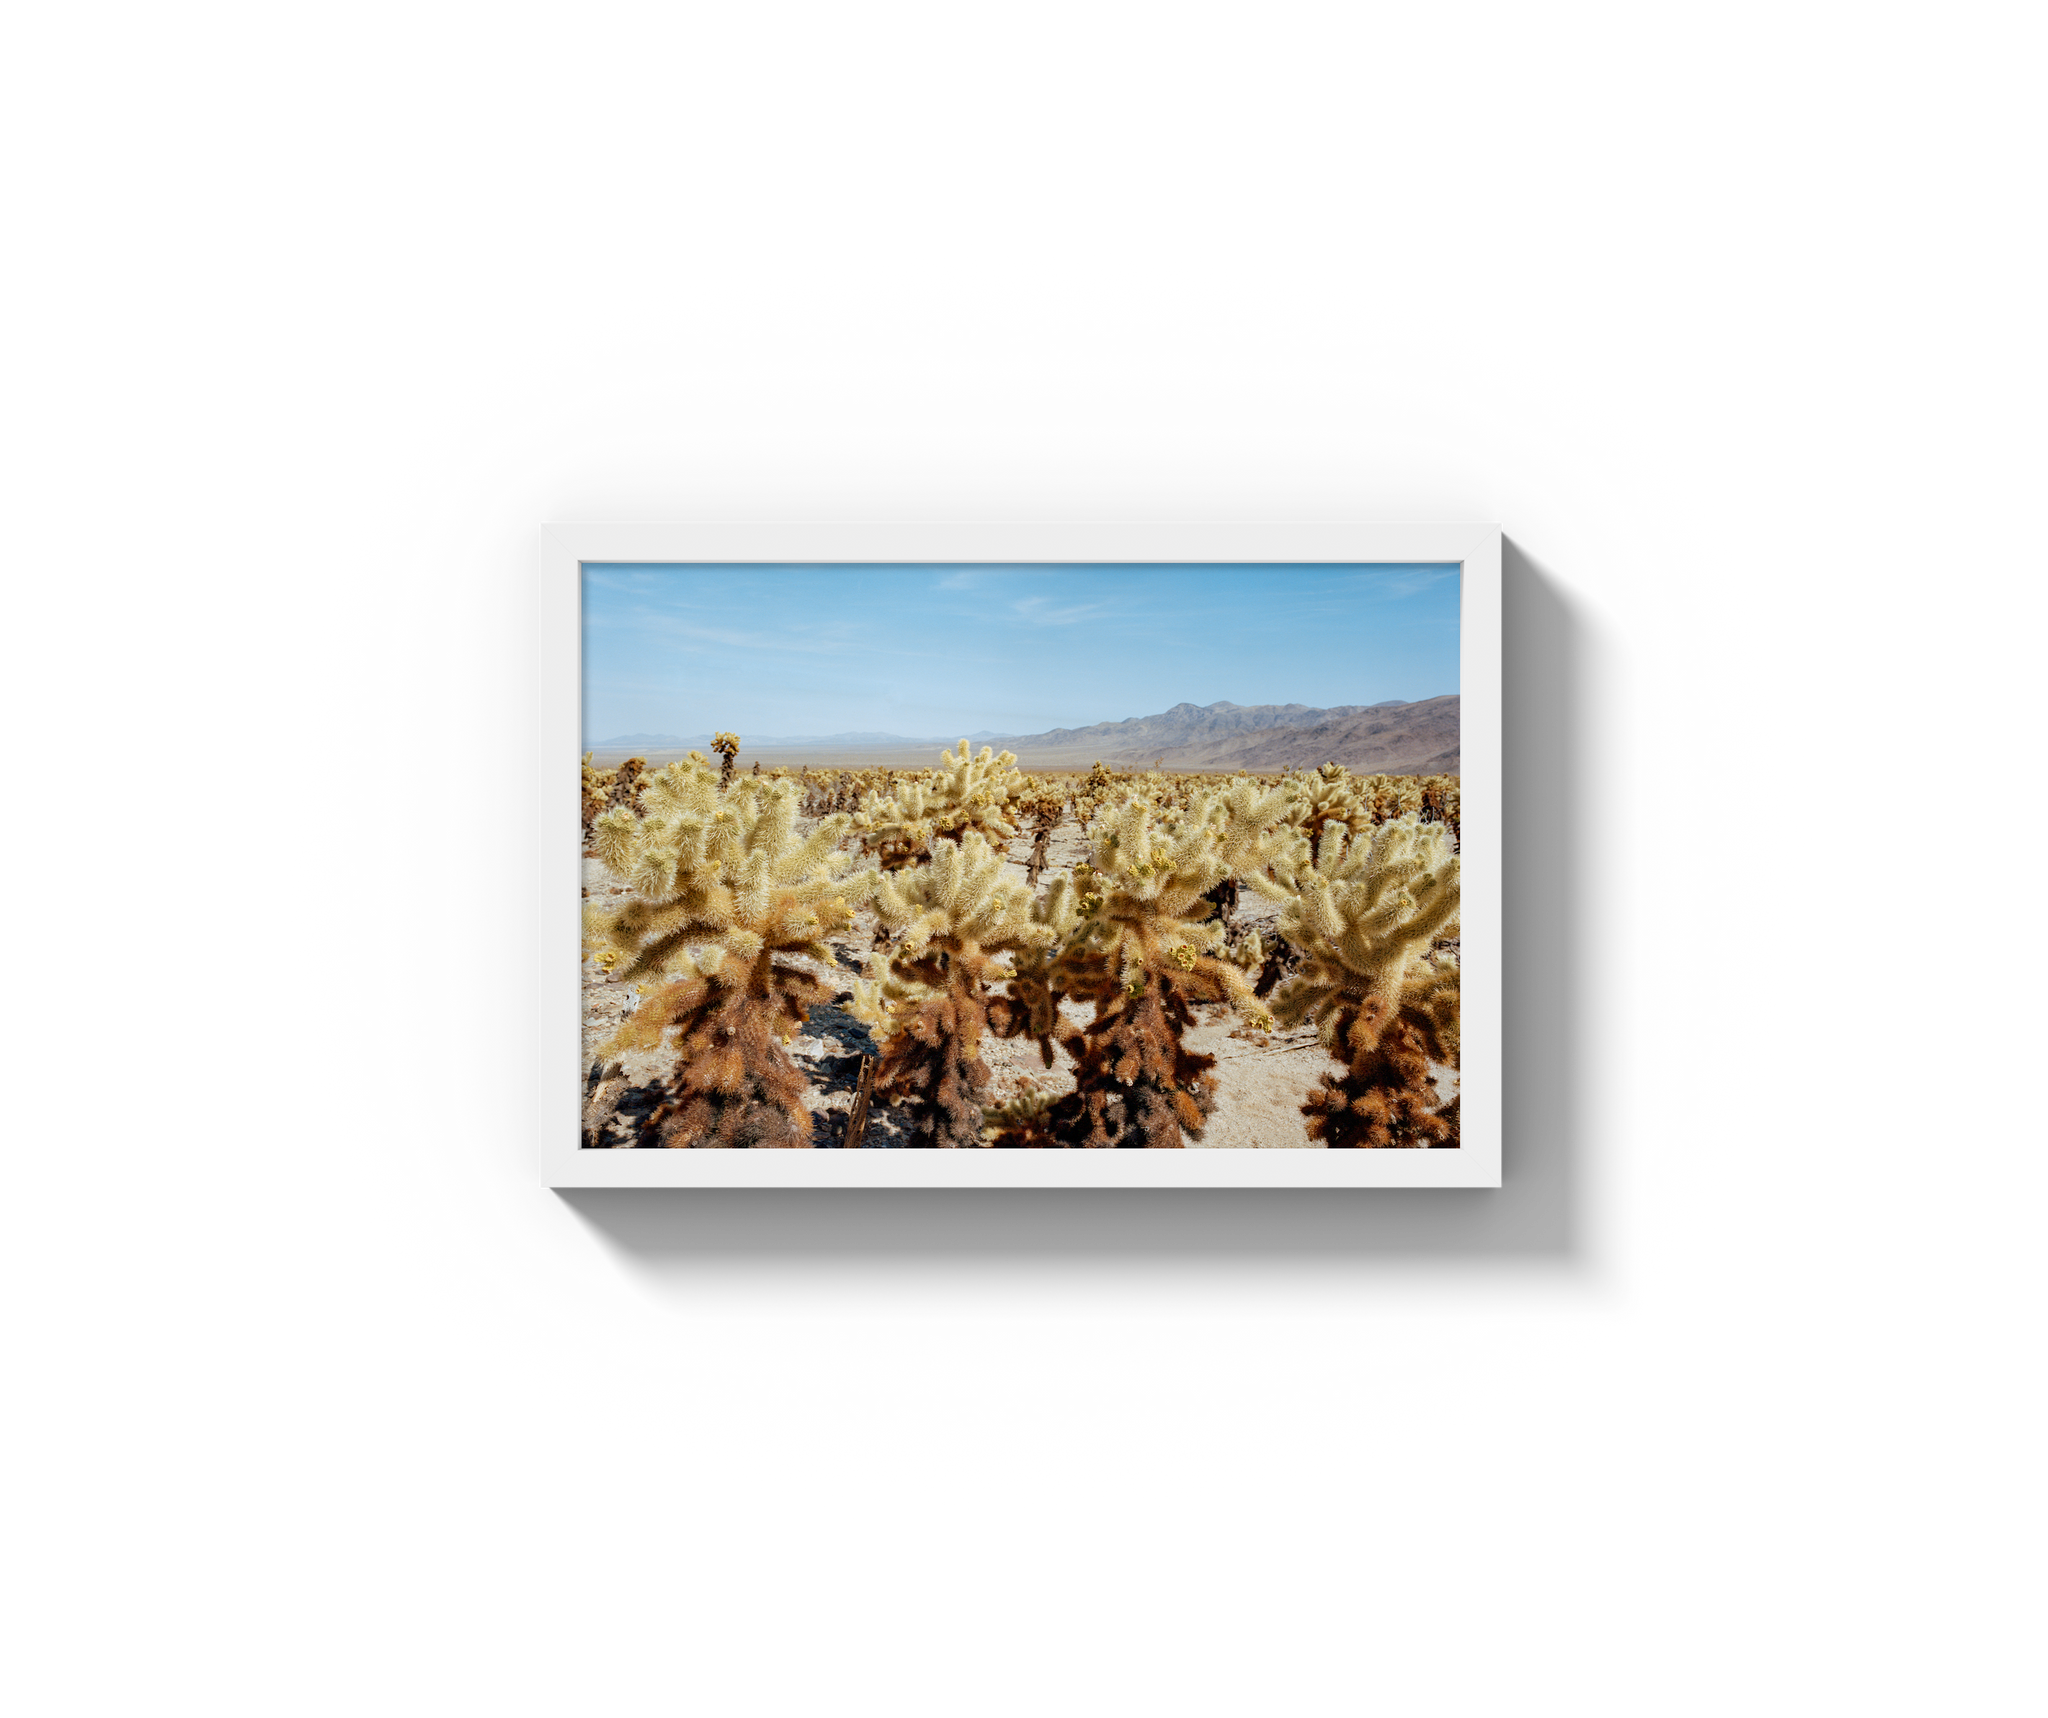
left=582, top=563, right=1460, bottom=746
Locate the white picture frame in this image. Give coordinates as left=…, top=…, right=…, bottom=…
left=540, top=522, right=1500, bottom=1188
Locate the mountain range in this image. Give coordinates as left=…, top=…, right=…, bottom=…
left=986, top=698, right=1458, bottom=773
left=592, top=729, right=1008, bottom=750
left=590, top=697, right=1457, bottom=775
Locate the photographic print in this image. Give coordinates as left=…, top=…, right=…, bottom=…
left=573, top=561, right=1465, bottom=1157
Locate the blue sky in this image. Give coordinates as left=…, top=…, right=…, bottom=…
left=582, top=564, right=1460, bottom=742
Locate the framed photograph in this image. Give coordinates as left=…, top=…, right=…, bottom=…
left=540, top=524, right=1499, bottom=1187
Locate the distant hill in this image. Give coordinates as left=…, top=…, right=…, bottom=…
left=990, top=697, right=1458, bottom=774
left=586, top=701, right=1457, bottom=774
left=591, top=729, right=1006, bottom=751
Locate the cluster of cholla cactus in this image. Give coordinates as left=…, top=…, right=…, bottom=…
left=609, top=756, right=647, bottom=811
left=1419, top=776, right=1460, bottom=839
left=1250, top=815, right=1461, bottom=1147
left=1068, top=759, right=1121, bottom=825
left=581, top=734, right=1462, bottom=1150
left=581, top=753, right=650, bottom=836
left=850, top=742, right=1022, bottom=870
left=583, top=753, right=873, bottom=1147
left=1292, top=762, right=1373, bottom=850
left=988, top=781, right=1295, bottom=1148
left=1012, top=778, right=1067, bottom=825
left=794, top=766, right=917, bottom=817
left=797, top=770, right=853, bottom=816
left=848, top=832, right=1063, bottom=1147
left=1362, top=773, right=1423, bottom=824
left=581, top=753, right=609, bottom=835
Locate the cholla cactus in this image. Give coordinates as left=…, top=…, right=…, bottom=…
left=608, top=755, right=648, bottom=814
left=1256, top=814, right=1461, bottom=1148
left=847, top=832, right=1061, bottom=1147
left=1419, top=775, right=1461, bottom=843
left=1291, top=763, right=1367, bottom=850
left=1025, top=821, right=1053, bottom=886
left=1004, top=781, right=1293, bottom=1149
left=585, top=757, right=874, bottom=1148
left=852, top=741, right=1022, bottom=871
left=1363, top=773, right=1425, bottom=824
left=981, top=1088, right=1062, bottom=1148
left=711, top=731, right=740, bottom=790
left=581, top=753, right=611, bottom=836
left=984, top=871, right=1082, bottom=1069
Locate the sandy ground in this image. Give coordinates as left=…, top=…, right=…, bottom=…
left=581, top=817, right=1456, bottom=1148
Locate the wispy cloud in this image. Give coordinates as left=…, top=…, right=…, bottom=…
left=1011, top=595, right=1108, bottom=627
left=934, top=570, right=980, bottom=590
left=1353, top=567, right=1454, bottom=599
left=606, top=609, right=860, bottom=658
left=583, top=569, right=690, bottom=598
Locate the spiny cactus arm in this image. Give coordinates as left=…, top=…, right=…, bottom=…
left=1306, top=819, right=1349, bottom=871
left=769, top=811, right=857, bottom=882
left=585, top=886, right=721, bottom=943
left=867, top=861, right=951, bottom=950
left=1266, top=960, right=1343, bottom=1040
left=752, top=893, right=852, bottom=967
left=597, top=951, right=727, bottom=1057
left=636, top=756, right=723, bottom=815
left=743, top=782, right=802, bottom=860
left=849, top=788, right=893, bottom=828
left=1401, top=952, right=1461, bottom=1068
left=962, top=891, right=1050, bottom=958
left=1265, top=818, right=1461, bottom=1050
left=1238, top=866, right=1301, bottom=906
left=589, top=921, right=716, bottom=986
left=589, top=803, right=647, bottom=876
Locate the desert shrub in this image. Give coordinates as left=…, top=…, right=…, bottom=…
left=1254, top=814, right=1460, bottom=1147
left=584, top=758, right=874, bottom=1148
left=849, top=831, right=1059, bottom=1147
left=711, top=731, right=740, bottom=790
left=581, top=753, right=612, bottom=836
left=1013, top=776, right=1068, bottom=847
left=1025, top=820, right=1053, bottom=886
left=608, top=755, right=648, bottom=813
left=993, top=782, right=1291, bottom=1148
left=1419, top=775, right=1461, bottom=843
left=1363, top=773, right=1425, bottom=824
left=1289, top=762, right=1368, bottom=849
left=852, top=742, right=1022, bottom=870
